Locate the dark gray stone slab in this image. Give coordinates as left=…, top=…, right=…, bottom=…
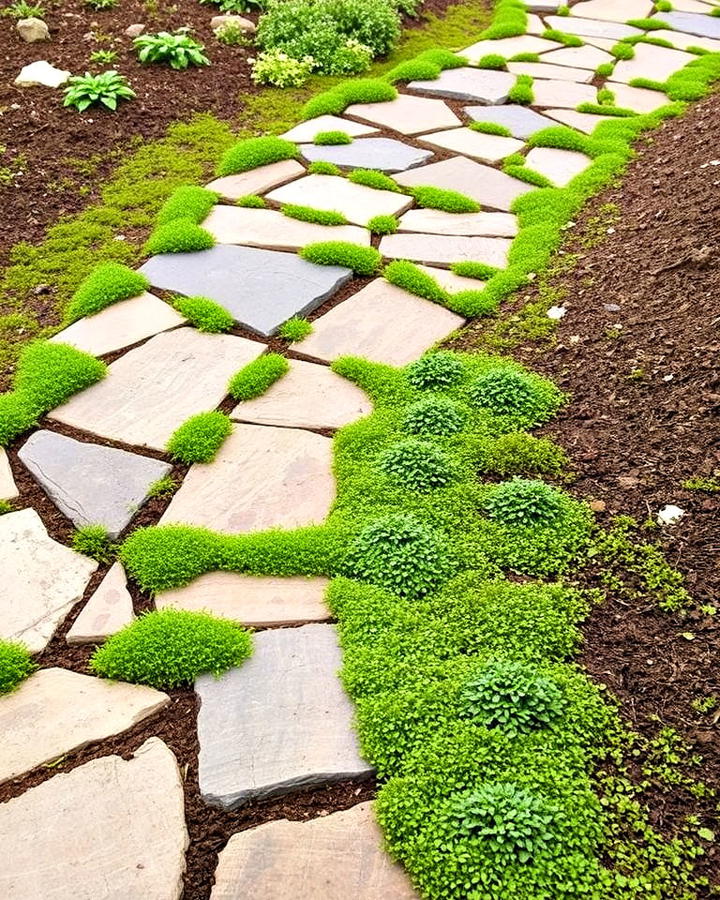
left=464, top=104, right=556, bottom=139
left=408, top=67, right=515, bottom=104
left=139, top=245, right=351, bottom=337
left=299, top=138, right=433, bottom=173
left=196, top=624, right=372, bottom=809
left=655, top=11, right=720, bottom=39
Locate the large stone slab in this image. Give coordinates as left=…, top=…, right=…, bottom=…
left=0, top=667, right=168, bottom=783
left=0, top=447, right=18, bottom=500
left=540, top=45, right=614, bottom=71
left=267, top=174, right=412, bottom=227
left=299, top=138, right=433, bottom=173
left=525, top=146, right=591, bottom=187
left=160, top=424, right=334, bottom=533
left=612, top=43, right=695, bottom=85
left=202, top=206, right=370, bottom=251
left=232, top=357, right=371, bottom=430
left=379, top=232, right=511, bottom=268
left=407, top=67, right=515, bottom=103
left=507, top=61, right=595, bottom=83
left=206, top=159, right=305, bottom=201
left=0, top=738, right=188, bottom=900
left=52, top=328, right=262, bottom=451
left=606, top=82, right=670, bottom=113
left=157, top=572, right=330, bottom=627
left=296, top=279, right=464, bottom=366
left=346, top=93, right=461, bottom=135
left=570, top=0, right=652, bottom=21
left=18, top=429, right=171, bottom=538
left=398, top=208, right=517, bottom=237
left=544, top=14, right=641, bottom=40
left=394, top=156, right=532, bottom=211
left=66, top=562, right=135, bottom=644
left=543, top=107, right=614, bottom=133
left=0, top=508, right=97, bottom=652
left=531, top=78, right=597, bottom=109
left=464, top=104, right=557, bottom=139
left=210, top=802, right=417, bottom=899
left=49, top=292, right=185, bottom=357
left=460, top=34, right=561, bottom=60
left=648, top=28, right=720, bottom=53
left=418, top=126, right=524, bottom=163
left=654, top=10, right=720, bottom=38
left=415, top=265, right=486, bottom=294
left=139, top=245, right=351, bottom=338
left=281, top=114, right=377, bottom=142
left=196, top=624, right=371, bottom=808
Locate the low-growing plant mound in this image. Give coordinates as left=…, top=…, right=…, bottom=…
left=156, top=186, right=218, bottom=226
left=166, top=411, right=232, bottom=463
left=65, top=263, right=149, bottom=323
left=467, top=368, right=561, bottom=423
left=0, top=640, right=36, bottom=694
left=484, top=478, right=566, bottom=527
left=144, top=219, right=215, bottom=254
left=72, top=525, right=115, bottom=563
left=406, top=352, right=465, bottom=390
left=217, top=136, right=299, bottom=177
left=172, top=295, right=233, bottom=333
left=379, top=438, right=455, bottom=492
left=229, top=354, right=289, bottom=400
left=402, top=396, right=466, bottom=436
left=300, top=241, right=381, bottom=275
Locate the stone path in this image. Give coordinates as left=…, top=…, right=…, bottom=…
left=2, top=0, right=717, bottom=895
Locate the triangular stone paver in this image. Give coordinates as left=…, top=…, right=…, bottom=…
left=398, top=208, right=518, bottom=237
left=507, top=61, right=595, bottom=84
left=460, top=34, right=561, bottom=60
left=18, top=429, right=171, bottom=538
left=281, top=114, right=378, bottom=142
left=464, top=104, right=557, bottom=139
left=611, top=43, right=695, bottom=85
left=49, top=292, right=185, bottom=358
left=157, top=573, right=330, bottom=627
left=66, top=562, right=135, bottom=644
left=51, top=328, right=263, bottom=451
left=345, top=94, right=461, bottom=135
left=0, top=667, right=168, bottom=783
left=206, top=159, right=305, bottom=201
left=295, top=279, right=464, bottom=366
left=544, top=15, right=642, bottom=40
left=196, top=624, right=372, bottom=808
left=655, top=10, right=720, bottom=38
left=525, top=146, right=592, bottom=187
left=160, top=424, right=334, bottom=534
left=139, top=245, right=352, bottom=338
left=570, top=0, right=653, bottom=21
left=299, top=137, right=433, bottom=173
left=540, top=44, right=614, bottom=70
left=543, top=107, right=614, bottom=134
left=649, top=29, right=720, bottom=53
left=210, top=803, right=418, bottom=899
left=0, top=447, right=18, bottom=500
left=407, top=67, right=515, bottom=103
left=606, top=82, right=670, bottom=113
left=531, top=78, right=598, bottom=109
left=231, top=357, right=372, bottom=430
left=418, top=126, right=524, bottom=163
left=0, top=508, right=97, bottom=652
left=414, top=265, right=486, bottom=294
left=0, top=738, right=188, bottom=900
left=379, top=232, right=511, bottom=268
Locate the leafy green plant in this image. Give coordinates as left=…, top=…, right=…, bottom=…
left=144, top=219, right=215, bottom=254
left=215, top=21, right=251, bottom=46
left=467, top=368, right=562, bottom=423
left=484, top=478, right=566, bottom=527
left=250, top=50, right=315, bottom=87
left=402, top=396, right=466, bottom=437
left=406, top=352, right=464, bottom=390
left=72, top=524, right=115, bottom=563
left=3, top=0, right=44, bottom=17
left=202, top=0, right=263, bottom=12
left=278, top=316, right=313, bottom=341
left=0, top=640, right=35, bottom=694
left=367, top=214, right=398, bottom=235
left=314, top=130, right=352, bottom=145
left=308, top=160, right=342, bottom=175
left=476, top=432, right=568, bottom=478
left=410, top=185, right=480, bottom=214
left=89, top=49, right=119, bottom=65
left=682, top=476, right=720, bottom=493
left=171, top=295, right=233, bottom=333
left=65, top=263, right=149, bottom=323
left=146, top=475, right=177, bottom=499
left=63, top=71, right=136, bottom=112
left=134, top=31, right=210, bottom=69
left=282, top=204, right=348, bottom=226
left=217, top=136, right=298, bottom=176
left=477, top=53, right=506, bottom=69
left=379, top=438, right=455, bottom=492
left=348, top=168, right=401, bottom=192
left=229, top=353, right=289, bottom=400
left=156, top=185, right=218, bottom=226
left=166, top=411, right=231, bottom=463
left=236, top=194, right=266, bottom=208
left=300, top=241, right=381, bottom=275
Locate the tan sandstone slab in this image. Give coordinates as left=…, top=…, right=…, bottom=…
left=211, top=803, right=418, bottom=900
left=461, top=34, right=561, bottom=60
left=544, top=107, right=614, bottom=133
left=49, top=292, right=185, bottom=357
left=267, top=174, right=412, bottom=226
left=0, top=447, right=18, bottom=500
left=345, top=94, right=461, bottom=135
left=612, top=43, right=695, bottom=85
left=51, top=328, right=262, bottom=451
left=508, top=61, right=595, bottom=83
left=157, top=572, right=330, bottom=627
left=418, top=127, right=524, bottom=164
left=0, top=668, right=168, bottom=783
left=606, top=82, right=670, bottom=113
left=232, top=357, right=371, bottom=430
left=206, top=159, right=306, bottom=200
left=416, top=265, right=486, bottom=294
left=399, top=208, right=517, bottom=237
left=544, top=15, right=642, bottom=40
left=531, top=78, right=598, bottom=108
left=160, top=424, right=334, bottom=534
left=570, top=0, right=653, bottom=22
left=648, top=29, right=720, bottom=53
left=540, top=45, right=614, bottom=70
left=1, top=508, right=97, bottom=652
left=281, top=114, right=377, bottom=141
left=525, top=146, right=592, bottom=187
left=66, top=562, right=135, bottom=644
left=379, top=232, right=511, bottom=268
left=296, top=279, right=464, bottom=366
left=0, top=738, right=188, bottom=900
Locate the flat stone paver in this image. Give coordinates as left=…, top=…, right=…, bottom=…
left=0, top=738, right=188, bottom=900
left=612, top=43, right=695, bottom=85
left=66, top=562, right=135, bottom=644
left=394, top=156, right=531, bottom=211
left=649, top=29, right=720, bottom=53
left=160, top=424, right=334, bottom=534
left=544, top=14, right=642, bottom=40
left=196, top=624, right=372, bottom=808
left=655, top=10, right=720, bottom=38
left=51, top=328, right=262, bottom=451
left=346, top=94, right=461, bottom=135
left=18, top=429, right=171, bottom=539
left=211, top=803, right=417, bottom=899
left=296, top=279, right=464, bottom=366
left=531, top=78, right=598, bottom=109
left=507, top=61, right=595, bottom=84
left=267, top=174, right=412, bottom=226
left=540, top=45, right=614, bottom=70
left=299, top=138, right=433, bottom=173
left=414, top=265, right=486, bottom=293
left=0, top=668, right=168, bottom=783
left=0, top=447, right=18, bottom=500
left=418, top=127, right=524, bottom=163
left=464, top=104, right=557, bottom=139
left=139, top=246, right=352, bottom=338
left=606, top=82, right=670, bottom=113
left=407, top=67, right=515, bottom=103
left=525, top=146, right=592, bottom=187
left=202, top=206, right=370, bottom=251
left=379, top=232, right=511, bottom=268
left=543, top=108, right=614, bottom=133
left=232, top=358, right=372, bottom=430
left=157, top=573, right=330, bottom=627
left=0, top=508, right=97, bottom=652
left=49, top=292, right=185, bottom=357
left=570, top=0, right=652, bottom=21
left=281, top=114, right=378, bottom=141
left=460, top=34, right=561, bottom=60
left=398, top=208, right=517, bottom=237
left=206, top=159, right=306, bottom=201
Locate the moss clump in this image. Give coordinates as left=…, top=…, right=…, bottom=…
left=509, top=73, right=534, bottom=105
left=410, top=185, right=480, bottom=213
left=217, top=136, right=299, bottom=177
left=384, top=260, right=448, bottom=305
left=385, top=48, right=466, bottom=83
left=379, top=438, right=456, bottom=492
left=477, top=432, right=568, bottom=478
left=451, top=261, right=499, bottom=281
left=468, top=368, right=563, bottom=424
left=402, top=396, right=466, bottom=437
left=477, top=53, right=507, bottom=69
left=302, top=79, right=397, bottom=119
left=236, top=194, right=266, bottom=208
left=64, top=263, right=149, bottom=324
left=308, top=160, right=342, bottom=175
left=484, top=478, right=566, bottom=527
left=349, top=168, right=401, bottom=192
left=72, top=524, right=115, bottom=563
left=0, top=640, right=36, bottom=694
left=470, top=121, right=513, bottom=137
left=367, top=214, right=399, bottom=235
left=407, top=352, right=464, bottom=390
left=278, top=316, right=313, bottom=341
left=156, top=185, right=218, bottom=226
left=166, top=411, right=232, bottom=463
left=172, top=295, right=233, bottom=333
left=300, top=241, right=382, bottom=276
left=541, top=27, right=583, bottom=47
left=313, top=130, right=352, bottom=145
left=282, top=204, right=348, bottom=226
left=144, top=219, right=215, bottom=255
left=229, top=353, right=289, bottom=401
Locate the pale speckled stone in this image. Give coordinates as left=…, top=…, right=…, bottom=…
left=507, top=61, right=594, bottom=83
left=414, top=265, right=486, bottom=294
left=460, top=34, right=561, bottom=60
left=543, top=107, right=614, bottom=133
left=408, top=67, right=515, bottom=104
left=0, top=508, right=97, bottom=652
left=380, top=232, right=511, bottom=269
left=544, top=14, right=641, bottom=39
left=206, top=160, right=305, bottom=200
left=210, top=803, right=418, bottom=900
left=160, top=424, right=334, bottom=534
left=570, top=0, right=652, bottom=21
left=281, top=115, right=377, bottom=141
left=157, top=573, right=330, bottom=628
left=612, top=43, right=695, bottom=85
left=540, top=45, right=614, bottom=70
left=648, top=29, right=720, bottom=53
left=0, top=668, right=168, bottom=783
left=299, top=138, right=433, bottom=173
left=0, top=448, right=18, bottom=500
left=346, top=94, right=460, bottom=135
left=464, top=104, right=556, bottom=139
left=15, top=60, right=70, bottom=87
left=418, top=126, right=523, bottom=163
left=606, top=82, right=670, bottom=112
left=399, top=208, right=517, bottom=237
left=0, top=738, right=188, bottom=900
left=66, top=562, right=135, bottom=644
left=525, top=146, right=592, bottom=187
left=580, top=36, right=621, bottom=52
left=531, top=78, right=598, bottom=109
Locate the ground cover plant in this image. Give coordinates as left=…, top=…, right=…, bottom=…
left=171, top=295, right=234, bottom=332
left=0, top=639, right=36, bottom=694
left=134, top=31, right=210, bottom=70
left=166, top=411, right=233, bottom=463
left=229, top=353, right=289, bottom=400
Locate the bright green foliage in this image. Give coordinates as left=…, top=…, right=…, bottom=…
left=654, top=0, right=671, bottom=8
left=250, top=49, right=316, bottom=87
left=682, top=477, right=720, bottom=493
left=508, top=73, right=534, bottom=105
left=504, top=162, right=552, bottom=189
left=451, top=261, right=498, bottom=280
left=65, top=262, right=149, bottom=323
left=171, top=295, right=233, bottom=333
left=63, top=70, right=136, bottom=112
left=611, top=41, right=635, bottom=60
left=477, top=53, right=507, bottom=69
left=410, top=185, right=480, bottom=213
left=90, top=609, right=252, bottom=689
left=383, top=260, right=448, bottom=304
left=480, top=0, right=526, bottom=40
left=626, top=17, right=666, bottom=30
left=215, top=21, right=252, bottom=47
left=0, top=640, right=35, bottom=694
left=596, top=62, right=614, bottom=77
left=278, top=316, right=313, bottom=341
left=308, top=160, right=342, bottom=175
left=476, top=432, right=568, bottom=478
left=379, top=438, right=455, bottom=492
left=367, top=214, right=398, bottom=235
left=72, top=524, right=115, bottom=563
left=313, top=130, right=352, bottom=145
left=510, top=52, right=539, bottom=62
left=217, top=136, right=299, bottom=177
left=144, top=219, right=215, bottom=254
left=146, top=475, right=177, bottom=499
left=0, top=393, right=43, bottom=448
left=407, top=352, right=464, bottom=390
left=3, top=0, right=45, bottom=17
left=300, top=241, right=381, bottom=275
left=302, top=78, right=397, bottom=119
left=484, top=478, right=566, bottom=527
left=166, top=411, right=232, bottom=463
left=385, top=48, right=466, bottom=82
left=236, top=194, right=266, bottom=208
left=0, top=500, right=13, bottom=514
left=348, top=168, right=401, bottom=191
left=281, top=204, right=348, bottom=225
left=541, top=28, right=583, bottom=47
left=470, top=121, right=513, bottom=137
left=402, top=396, right=466, bottom=437
left=134, top=31, right=210, bottom=69
left=89, top=49, right=119, bottom=65
left=156, top=185, right=218, bottom=225
left=468, top=367, right=562, bottom=423
left=229, top=353, right=289, bottom=400
left=576, top=101, right=636, bottom=117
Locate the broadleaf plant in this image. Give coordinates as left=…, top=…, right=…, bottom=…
left=134, top=30, right=210, bottom=70
left=62, top=70, right=136, bottom=112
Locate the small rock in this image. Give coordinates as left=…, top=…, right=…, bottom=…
left=603, top=303, right=621, bottom=312
left=16, top=17, right=50, bottom=42
left=211, top=14, right=255, bottom=32
left=589, top=499, right=606, bottom=512
left=124, top=23, right=145, bottom=37
left=547, top=305, right=567, bottom=320
left=657, top=504, right=685, bottom=526
left=15, top=60, right=70, bottom=88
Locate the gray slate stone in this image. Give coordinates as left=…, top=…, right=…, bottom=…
left=299, top=138, right=433, bottom=173
left=196, top=624, right=371, bottom=809
left=140, top=245, right=351, bottom=337
left=18, top=430, right=170, bottom=539
left=464, top=104, right=557, bottom=139
left=543, top=14, right=641, bottom=39
left=408, top=67, right=515, bottom=103
left=655, top=11, right=720, bottom=38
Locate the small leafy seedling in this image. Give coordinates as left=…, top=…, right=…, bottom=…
left=63, top=71, right=136, bottom=112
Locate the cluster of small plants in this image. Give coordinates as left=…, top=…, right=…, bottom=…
left=402, top=396, right=466, bottom=437
left=484, top=478, right=566, bottom=527
left=378, top=438, right=455, bottom=492
left=134, top=30, right=210, bottom=69
left=407, top=352, right=465, bottom=390
left=0, top=639, right=36, bottom=694
left=229, top=353, right=289, bottom=400
left=72, top=524, right=115, bottom=563
left=467, top=367, right=562, bottom=424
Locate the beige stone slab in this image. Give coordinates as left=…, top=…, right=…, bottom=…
left=612, top=43, right=695, bottom=85
left=570, top=0, right=653, bottom=22
left=417, top=127, right=524, bottom=164
left=49, top=292, right=185, bottom=357
left=1, top=508, right=97, bottom=652
left=607, top=81, right=670, bottom=112
left=460, top=34, right=561, bottom=60
left=0, top=668, right=168, bottom=783
left=51, top=328, right=263, bottom=451
left=267, top=174, right=412, bottom=226
left=296, top=280, right=464, bottom=366
left=399, top=208, right=517, bottom=237
left=211, top=802, right=417, bottom=900
left=206, top=160, right=306, bottom=200
left=281, top=115, right=378, bottom=141
left=345, top=94, right=461, bottom=135
left=203, top=206, right=370, bottom=251
left=66, top=562, right=135, bottom=644
left=672, top=0, right=716, bottom=11
left=649, top=29, right=720, bottom=53
left=508, top=61, right=595, bottom=83
left=581, top=36, right=620, bottom=52
left=380, top=232, right=511, bottom=268
left=525, top=146, right=592, bottom=187
left=0, top=447, right=18, bottom=500
left=543, top=107, right=614, bottom=133
left=540, top=45, right=614, bottom=70
left=160, top=424, right=334, bottom=534
left=0, top=738, right=188, bottom=900
left=415, top=265, right=485, bottom=294
left=544, top=14, right=642, bottom=39
left=531, top=78, right=598, bottom=109
left=157, top=572, right=330, bottom=627
left=232, top=358, right=371, bottom=430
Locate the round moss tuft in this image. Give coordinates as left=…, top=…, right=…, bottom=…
left=467, top=368, right=561, bottom=422
left=402, top=396, right=466, bottom=437
left=406, top=352, right=465, bottom=390
left=484, top=478, right=566, bottom=527
left=379, top=438, right=455, bottom=492
left=0, top=640, right=36, bottom=694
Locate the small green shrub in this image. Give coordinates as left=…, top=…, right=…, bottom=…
left=510, top=52, right=539, bottom=62
left=250, top=50, right=315, bottom=87
left=89, top=50, right=119, bottom=65
left=406, top=352, right=464, bottom=390
left=596, top=62, right=614, bottom=77
left=402, top=396, right=466, bottom=437
left=166, top=411, right=232, bottom=463
left=302, top=78, right=397, bottom=119
left=477, top=53, right=507, bottom=69
left=229, top=353, right=289, bottom=400
left=0, top=500, right=13, bottom=514
left=300, top=241, right=381, bottom=275
left=367, top=214, right=398, bottom=235
left=2, top=0, right=44, bottom=17
left=90, top=608, right=252, bottom=689
left=480, top=0, right=526, bottom=39
left=144, top=219, right=215, bottom=255
left=314, top=130, right=352, bottom=145
left=626, top=17, right=665, bottom=30
left=379, top=438, right=455, bottom=492
left=348, top=168, right=401, bottom=192
left=217, top=136, right=299, bottom=177
left=156, top=186, right=218, bottom=226
left=308, top=160, right=342, bottom=175
left=279, top=316, right=313, bottom=341
left=410, top=185, right=480, bottom=214
left=484, top=478, right=566, bottom=527
left=65, top=263, right=149, bottom=323
left=476, top=432, right=567, bottom=478
left=134, top=31, right=210, bottom=69
left=470, top=121, right=513, bottom=137
left=0, top=640, right=36, bottom=694
left=282, top=204, right=348, bottom=226
left=62, top=71, right=136, bottom=112
left=383, top=260, right=448, bottom=305
left=172, top=295, right=233, bottom=333
left=236, top=194, right=266, bottom=208
left=215, top=21, right=252, bottom=47
left=508, top=73, right=534, bottom=105
left=468, top=368, right=561, bottom=422
left=72, top=524, right=115, bottom=563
